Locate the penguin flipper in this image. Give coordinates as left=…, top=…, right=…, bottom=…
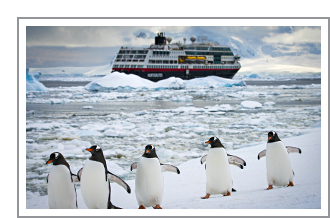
left=257, top=149, right=266, bottom=160
left=76, top=167, right=83, bottom=181
left=160, top=163, right=180, bottom=174
left=71, top=173, right=80, bottom=183
left=227, top=154, right=246, bottom=169
left=46, top=174, right=49, bottom=183
left=286, top=146, right=302, bottom=154
left=200, top=155, right=207, bottom=164
left=107, top=171, right=131, bottom=194
left=130, top=162, right=138, bottom=171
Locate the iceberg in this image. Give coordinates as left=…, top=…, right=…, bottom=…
left=26, top=68, right=48, bottom=92
left=85, top=71, right=244, bottom=92
left=185, top=76, right=246, bottom=88
left=85, top=72, right=185, bottom=91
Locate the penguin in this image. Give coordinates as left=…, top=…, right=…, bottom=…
left=77, top=145, right=131, bottom=209
left=130, top=145, right=180, bottom=209
left=200, top=137, right=246, bottom=199
left=46, top=152, right=78, bottom=209
left=257, top=131, right=301, bottom=190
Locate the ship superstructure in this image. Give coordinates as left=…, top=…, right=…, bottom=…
left=112, top=32, right=241, bottom=81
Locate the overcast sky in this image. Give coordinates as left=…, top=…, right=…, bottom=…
left=26, top=26, right=321, bottom=68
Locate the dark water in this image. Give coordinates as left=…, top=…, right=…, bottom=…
left=244, top=79, right=321, bottom=86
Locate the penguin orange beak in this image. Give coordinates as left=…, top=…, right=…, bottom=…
left=46, top=160, right=53, bottom=164
left=268, top=137, right=271, bottom=140
left=205, top=141, right=210, bottom=144
left=86, top=148, right=93, bottom=152
left=146, top=150, right=150, bottom=153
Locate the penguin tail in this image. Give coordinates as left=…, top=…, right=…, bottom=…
left=232, top=188, right=237, bottom=192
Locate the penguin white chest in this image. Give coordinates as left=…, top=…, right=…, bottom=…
left=205, top=148, right=232, bottom=195
left=47, top=165, right=77, bottom=209
left=266, top=141, right=293, bottom=186
left=135, top=157, right=164, bottom=207
left=80, top=160, right=109, bottom=209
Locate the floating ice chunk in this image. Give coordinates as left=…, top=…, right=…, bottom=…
left=104, top=129, right=126, bottom=137
left=26, top=68, right=48, bottom=92
left=46, top=98, right=71, bottom=104
left=263, top=101, right=276, bottom=106
left=241, top=100, right=262, bottom=109
left=133, top=110, right=148, bottom=116
left=74, top=130, right=103, bottom=136
left=83, top=106, right=93, bottom=109
left=170, top=95, right=193, bottom=102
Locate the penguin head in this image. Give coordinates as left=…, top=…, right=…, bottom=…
left=86, top=145, right=107, bottom=167
left=205, top=136, right=224, bottom=148
left=46, top=152, right=68, bottom=166
left=267, top=131, right=281, bottom=143
left=86, top=145, right=103, bottom=156
left=142, top=144, right=158, bottom=158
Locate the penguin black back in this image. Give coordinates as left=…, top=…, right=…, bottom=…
left=142, top=145, right=158, bottom=158
left=267, top=131, right=281, bottom=143
left=205, top=137, right=225, bottom=148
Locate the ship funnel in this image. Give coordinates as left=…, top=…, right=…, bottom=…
left=155, top=32, right=166, bottom=45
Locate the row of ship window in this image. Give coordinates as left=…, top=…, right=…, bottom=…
left=118, top=50, right=148, bottom=54
left=183, top=47, right=232, bottom=51
left=113, top=65, right=238, bottom=69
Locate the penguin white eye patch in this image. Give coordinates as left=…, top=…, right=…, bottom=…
left=55, top=153, right=59, bottom=159
left=95, top=145, right=101, bottom=150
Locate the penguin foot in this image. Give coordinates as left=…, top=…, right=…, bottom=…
left=287, top=182, right=294, bottom=187
left=110, top=205, right=122, bottom=209
left=153, top=205, right=162, bottom=209
left=223, top=191, right=231, bottom=196
left=201, top=193, right=210, bottom=199
left=138, top=205, right=146, bottom=209
left=266, top=185, right=273, bottom=190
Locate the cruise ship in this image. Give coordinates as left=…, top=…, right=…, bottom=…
left=112, top=32, right=241, bottom=81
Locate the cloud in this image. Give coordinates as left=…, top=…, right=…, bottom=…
left=261, top=27, right=321, bottom=44
left=26, top=26, right=191, bottom=48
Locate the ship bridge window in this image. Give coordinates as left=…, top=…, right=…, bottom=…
left=210, top=47, right=231, bottom=51
left=163, top=60, right=169, bottom=64
left=131, top=50, right=137, bottom=54
left=125, top=65, right=130, bottom=68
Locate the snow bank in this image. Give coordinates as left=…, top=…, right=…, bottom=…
left=85, top=72, right=245, bottom=91
left=26, top=68, right=48, bottom=92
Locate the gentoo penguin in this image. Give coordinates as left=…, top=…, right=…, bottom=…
left=77, top=145, right=131, bottom=209
left=200, top=137, right=246, bottom=199
left=46, top=152, right=78, bottom=209
left=257, top=131, right=301, bottom=190
left=130, top=145, right=180, bottom=209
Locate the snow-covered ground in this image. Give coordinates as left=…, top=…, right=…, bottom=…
left=23, top=69, right=325, bottom=215
left=25, top=126, right=323, bottom=215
